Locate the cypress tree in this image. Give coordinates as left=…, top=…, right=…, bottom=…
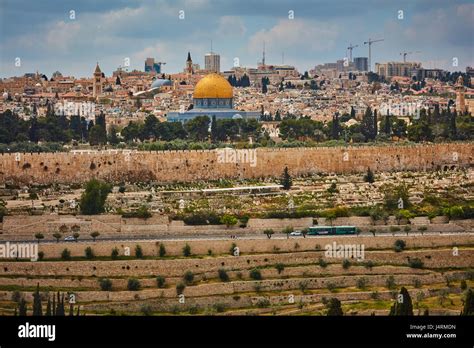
left=326, top=298, right=343, bottom=316
left=373, top=109, right=378, bottom=138
left=280, top=167, right=292, bottom=190
left=32, top=283, right=43, bottom=316
left=18, top=298, right=27, bottom=316
left=389, top=287, right=414, bottom=316
left=46, top=296, right=52, bottom=316
left=461, top=289, right=474, bottom=316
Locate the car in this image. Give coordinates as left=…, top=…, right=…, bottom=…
left=289, top=231, right=302, bottom=236
left=64, top=235, right=75, bottom=241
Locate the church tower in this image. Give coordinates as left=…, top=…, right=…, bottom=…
left=93, top=62, right=103, bottom=98
left=186, top=52, right=194, bottom=75
left=455, top=75, right=466, bottom=114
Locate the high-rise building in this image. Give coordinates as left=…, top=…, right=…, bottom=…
left=205, top=52, right=220, bottom=73
left=375, top=62, right=421, bottom=78
left=144, top=58, right=162, bottom=74
left=354, top=57, right=368, bottom=72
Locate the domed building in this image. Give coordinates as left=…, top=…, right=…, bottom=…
left=167, top=73, right=260, bottom=123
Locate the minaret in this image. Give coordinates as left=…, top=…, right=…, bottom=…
left=186, top=52, right=194, bottom=75
left=92, top=62, right=103, bottom=98
left=455, top=75, right=466, bottom=113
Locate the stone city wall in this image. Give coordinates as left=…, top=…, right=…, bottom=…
left=0, top=143, right=471, bottom=185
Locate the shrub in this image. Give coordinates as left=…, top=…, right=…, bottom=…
left=111, top=247, right=119, bottom=260
left=390, top=226, right=401, bottom=232
left=249, top=268, right=262, bottom=280
left=275, top=263, right=285, bottom=274
left=38, top=251, right=44, bottom=261
left=183, top=271, right=194, bottom=285
left=176, top=282, right=186, bottom=295
left=188, top=305, right=199, bottom=314
left=84, top=247, right=94, bottom=259
left=318, top=258, right=328, bottom=268
left=99, top=278, right=112, bottom=291
left=213, top=303, right=226, bottom=313
left=363, top=260, right=374, bottom=269
left=327, top=282, right=337, bottom=292
left=256, top=298, right=271, bottom=308
left=218, top=269, right=229, bottom=282
left=356, top=277, right=368, bottom=289
left=413, top=279, right=422, bottom=288
left=140, top=304, right=152, bottom=316
left=127, top=278, right=141, bottom=291
left=386, top=275, right=396, bottom=289
left=393, top=239, right=406, bottom=252
left=156, top=276, right=166, bottom=288
left=182, top=243, right=191, bottom=257
left=158, top=244, right=166, bottom=257
left=342, top=259, right=351, bottom=269
left=460, top=279, right=467, bottom=291
left=61, top=248, right=71, bottom=261
left=409, top=258, right=424, bottom=269
left=229, top=243, right=237, bottom=255
left=135, top=245, right=144, bottom=259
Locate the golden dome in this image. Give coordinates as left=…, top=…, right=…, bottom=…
left=193, top=73, right=233, bottom=99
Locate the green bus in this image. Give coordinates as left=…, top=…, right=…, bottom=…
left=308, top=226, right=357, bottom=236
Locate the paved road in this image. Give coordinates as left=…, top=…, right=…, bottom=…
left=10, top=231, right=473, bottom=244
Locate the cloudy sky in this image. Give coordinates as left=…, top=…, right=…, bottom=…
left=0, top=0, right=472, bottom=78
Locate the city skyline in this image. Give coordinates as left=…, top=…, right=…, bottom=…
left=1, top=0, right=473, bottom=78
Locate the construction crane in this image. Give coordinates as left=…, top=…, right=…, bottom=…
left=347, top=43, right=359, bottom=62
left=400, top=51, right=421, bottom=63
left=364, top=38, right=384, bottom=72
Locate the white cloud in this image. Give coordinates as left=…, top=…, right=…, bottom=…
left=248, top=19, right=339, bottom=54
left=217, top=16, right=246, bottom=37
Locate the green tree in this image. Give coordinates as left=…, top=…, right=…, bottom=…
left=79, top=179, right=112, bottom=215
left=53, top=232, right=62, bottom=243
left=156, top=276, right=166, bottom=288
left=61, top=248, right=71, bottom=261
left=361, top=106, right=376, bottom=141
left=135, top=245, right=144, bottom=259
left=84, top=247, right=94, bottom=259
left=127, top=278, right=141, bottom=291
left=183, top=243, right=191, bottom=257
left=34, top=233, right=44, bottom=244
left=183, top=271, right=195, bottom=285
left=263, top=229, right=274, bottom=239
left=111, top=247, right=119, bottom=260
left=218, top=269, right=230, bottom=282
left=220, top=214, right=238, bottom=228
left=90, top=231, right=100, bottom=241
left=364, top=167, right=375, bottom=183
left=185, top=115, right=210, bottom=141
left=99, top=278, right=112, bottom=291
left=280, top=166, right=292, bottom=190
left=159, top=243, right=166, bottom=257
